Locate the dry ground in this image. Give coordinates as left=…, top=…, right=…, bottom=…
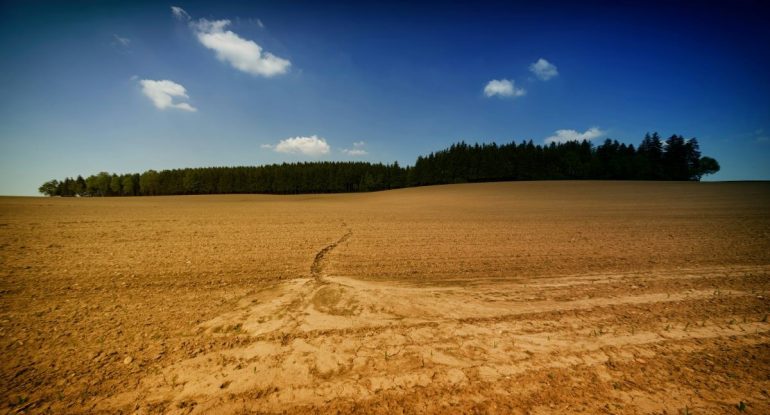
left=1, top=181, right=769, bottom=414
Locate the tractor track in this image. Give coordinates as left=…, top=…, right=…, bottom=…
left=310, top=224, right=353, bottom=281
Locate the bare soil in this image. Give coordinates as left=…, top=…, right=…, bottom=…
left=1, top=181, right=769, bottom=414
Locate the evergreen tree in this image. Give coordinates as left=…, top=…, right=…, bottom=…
left=685, top=138, right=702, bottom=180
left=663, top=135, right=689, bottom=180
left=62, top=177, right=75, bottom=196
left=75, top=175, right=87, bottom=196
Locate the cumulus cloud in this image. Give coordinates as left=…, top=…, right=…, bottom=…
left=529, top=58, right=559, bottom=81
left=484, top=79, right=526, bottom=98
left=170, top=7, right=289, bottom=77
left=544, top=127, right=604, bottom=144
left=265, top=135, right=330, bottom=156
left=171, top=6, right=191, bottom=21
left=342, top=141, right=368, bottom=156
left=139, top=79, right=197, bottom=112
left=191, top=18, right=290, bottom=77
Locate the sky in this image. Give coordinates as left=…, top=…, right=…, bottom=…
left=1, top=0, right=769, bottom=195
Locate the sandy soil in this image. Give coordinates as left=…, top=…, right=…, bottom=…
left=1, top=181, right=769, bottom=414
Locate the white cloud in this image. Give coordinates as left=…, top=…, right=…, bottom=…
left=112, top=34, right=130, bottom=47
left=270, top=135, right=330, bottom=156
left=341, top=141, right=368, bottom=156
left=191, top=18, right=290, bottom=77
left=139, top=79, right=197, bottom=112
left=345, top=142, right=367, bottom=155
left=529, top=58, right=558, bottom=81
left=544, top=127, right=604, bottom=144
left=484, top=79, right=526, bottom=98
left=171, top=6, right=191, bottom=21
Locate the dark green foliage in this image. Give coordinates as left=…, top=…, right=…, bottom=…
left=408, top=133, right=716, bottom=186
left=109, top=174, right=122, bottom=195
left=696, top=156, right=720, bottom=179
left=637, top=132, right=664, bottom=179
left=663, top=135, right=689, bottom=180
left=75, top=175, right=87, bottom=195
left=39, top=132, right=720, bottom=196
left=38, top=179, right=59, bottom=196
left=139, top=170, right=160, bottom=195
left=121, top=174, right=137, bottom=196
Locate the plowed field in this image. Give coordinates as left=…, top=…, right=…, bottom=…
left=1, top=181, right=769, bottom=414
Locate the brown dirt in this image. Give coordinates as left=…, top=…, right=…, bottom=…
left=1, top=181, right=769, bottom=414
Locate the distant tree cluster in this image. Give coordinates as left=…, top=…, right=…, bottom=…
left=40, top=162, right=406, bottom=196
left=410, top=133, right=719, bottom=185
left=39, top=132, right=719, bottom=196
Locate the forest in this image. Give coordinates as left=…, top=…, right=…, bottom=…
left=39, top=133, right=720, bottom=196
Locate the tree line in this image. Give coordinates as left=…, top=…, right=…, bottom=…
left=39, top=132, right=720, bottom=196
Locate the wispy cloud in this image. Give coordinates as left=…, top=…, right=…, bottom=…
left=342, top=141, right=368, bottom=156
left=190, top=18, right=290, bottom=77
left=139, top=79, right=197, bottom=112
left=529, top=58, right=559, bottom=81
left=171, top=6, right=191, bottom=21
left=263, top=135, right=330, bottom=156
left=755, top=128, right=769, bottom=143
left=112, top=34, right=130, bottom=47
left=483, top=79, right=525, bottom=98
left=544, top=127, right=604, bottom=144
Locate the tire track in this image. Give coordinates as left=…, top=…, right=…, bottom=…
left=310, top=225, right=353, bottom=281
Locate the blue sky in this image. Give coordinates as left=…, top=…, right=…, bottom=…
left=1, top=0, right=769, bottom=195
